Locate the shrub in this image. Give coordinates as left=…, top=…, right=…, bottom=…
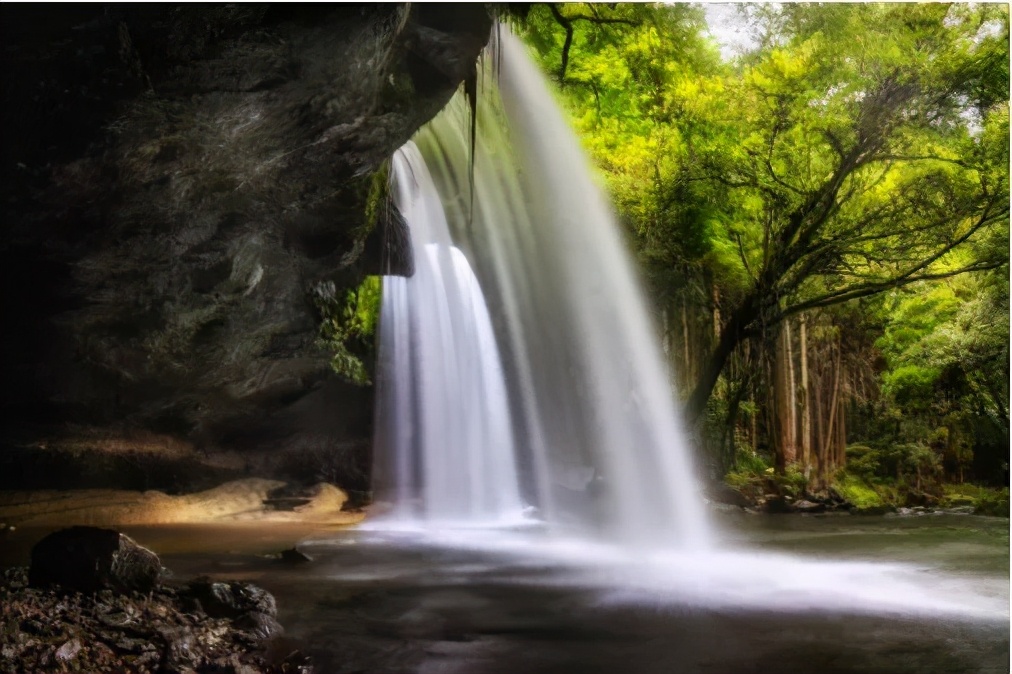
left=942, top=484, right=1010, bottom=516
left=974, top=488, right=1010, bottom=517
left=736, top=449, right=772, bottom=475
left=834, top=473, right=890, bottom=511
left=845, top=444, right=881, bottom=479
left=775, top=465, right=808, bottom=499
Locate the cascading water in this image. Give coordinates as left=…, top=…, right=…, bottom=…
left=374, top=142, right=526, bottom=526
left=375, top=31, right=708, bottom=547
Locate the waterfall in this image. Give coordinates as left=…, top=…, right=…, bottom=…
left=373, top=142, right=526, bottom=527
left=375, top=31, right=710, bottom=548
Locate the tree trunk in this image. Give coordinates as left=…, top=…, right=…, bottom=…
left=799, top=315, right=811, bottom=476
left=685, top=292, right=760, bottom=424
left=773, top=324, right=797, bottom=471
left=682, top=295, right=692, bottom=391
left=785, top=319, right=797, bottom=465
left=823, top=341, right=842, bottom=475
left=712, top=284, right=721, bottom=342
left=836, top=398, right=847, bottom=470
left=812, top=366, right=825, bottom=489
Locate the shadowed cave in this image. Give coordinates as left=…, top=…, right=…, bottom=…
left=1, top=3, right=489, bottom=496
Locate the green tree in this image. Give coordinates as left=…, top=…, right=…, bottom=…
left=521, top=3, right=1009, bottom=483
left=679, top=3, right=1009, bottom=427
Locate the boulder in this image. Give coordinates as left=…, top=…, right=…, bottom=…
left=792, top=499, right=826, bottom=514
left=279, top=547, right=313, bottom=564
left=705, top=483, right=751, bottom=508
left=29, top=526, right=161, bottom=593
left=184, top=577, right=281, bottom=640
left=763, top=495, right=793, bottom=514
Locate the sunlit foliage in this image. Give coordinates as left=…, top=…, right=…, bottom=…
left=519, top=3, right=1009, bottom=487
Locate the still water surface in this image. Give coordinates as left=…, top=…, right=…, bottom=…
left=145, top=513, right=1009, bottom=674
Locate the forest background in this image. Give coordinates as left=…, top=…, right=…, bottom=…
left=516, top=3, right=1009, bottom=513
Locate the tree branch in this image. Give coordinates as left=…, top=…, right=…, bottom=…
left=784, top=259, right=1008, bottom=317
left=871, top=154, right=973, bottom=168
left=548, top=4, right=574, bottom=84
left=548, top=4, right=640, bottom=84
left=734, top=231, right=755, bottom=280
left=568, top=13, right=639, bottom=26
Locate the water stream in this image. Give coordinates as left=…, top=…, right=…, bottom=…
left=140, top=514, right=1008, bottom=674
left=373, top=143, right=525, bottom=527
left=375, top=31, right=708, bottom=547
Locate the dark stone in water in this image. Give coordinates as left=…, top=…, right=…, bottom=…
left=280, top=547, right=313, bottom=564
left=793, top=499, right=826, bottom=514
left=764, top=496, right=794, bottom=514
left=184, top=576, right=282, bottom=640
left=29, top=526, right=161, bottom=594
left=236, top=611, right=285, bottom=641
left=186, top=577, right=278, bottom=618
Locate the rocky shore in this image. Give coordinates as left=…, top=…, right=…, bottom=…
left=1, top=527, right=310, bottom=674
left=705, top=480, right=1006, bottom=517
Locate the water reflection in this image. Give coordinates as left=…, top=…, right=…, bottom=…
left=209, top=515, right=1002, bottom=674
left=307, top=515, right=1008, bottom=621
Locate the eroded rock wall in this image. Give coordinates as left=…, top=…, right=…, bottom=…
left=1, top=4, right=491, bottom=492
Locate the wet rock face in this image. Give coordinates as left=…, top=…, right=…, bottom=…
left=0, top=5, right=491, bottom=483
left=184, top=578, right=283, bottom=641
left=29, top=526, right=161, bottom=593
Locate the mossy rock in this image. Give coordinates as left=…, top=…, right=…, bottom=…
left=833, top=473, right=896, bottom=514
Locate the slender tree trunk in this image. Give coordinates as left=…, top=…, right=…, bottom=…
left=813, top=367, right=825, bottom=489
left=836, top=399, right=847, bottom=469
left=785, top=319, right=797, bottom=464
left=682, top=295, right=692, bottom=391
left=712, top=284, right=721, bottom=342
left=750, top=403, right=758, bottom=452
left=662, top=306, right=680, bottom=396
left=773, top=325, right=797, bottom=470
left=823, top=341, right=842, bottom=475
left=799, top=315, right=811, bottom=477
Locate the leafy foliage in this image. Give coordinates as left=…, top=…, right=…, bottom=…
left=834, top=473, right=891, bottom=512
left=519, top=3, right=1009, bottom=489
left=315, top=276, right=381, bottom=385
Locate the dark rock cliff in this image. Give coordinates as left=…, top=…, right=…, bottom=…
left=1, top=4, right=491, bottom=493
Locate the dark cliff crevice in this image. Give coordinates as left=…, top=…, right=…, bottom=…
left=0, top=4, right=492, bottom=492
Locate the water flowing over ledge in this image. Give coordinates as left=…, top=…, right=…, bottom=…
left=375, top=141, right=525, bottom=527
left=374, top=31, right=709, bottom=548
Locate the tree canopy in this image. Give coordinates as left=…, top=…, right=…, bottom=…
left=519, top=2, right=1009, bottom=491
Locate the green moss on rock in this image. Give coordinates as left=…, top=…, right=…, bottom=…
left=834, top=474, right=894, bottom=513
